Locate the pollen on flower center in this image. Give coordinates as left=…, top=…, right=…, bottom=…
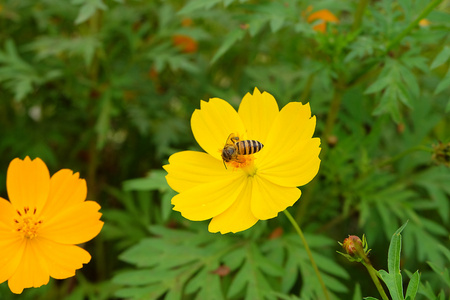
left=227, top=155, right=257, bottom=174
left=14, top=207, right=43, bottom=239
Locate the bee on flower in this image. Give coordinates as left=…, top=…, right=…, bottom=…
left=164, top=88, right=321, bottom=234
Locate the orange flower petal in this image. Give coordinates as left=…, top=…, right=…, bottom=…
left=172, top=34, right=198, bottom=53
left=8, top=241, right=50, bottom=294
left=6, top=157, right=50, bottom=211
left=0, top=236, right=25, bottom=287
left=191, top=98, right=246, bottom=160
left=39, top=201, right=103, bottom=245
left=0, top=197, right=16, bottom=230
left=172, top=174, right=247, bottom=221
left=39, top=169, right=87, bottom=219
left=164, top=151, right=236, bottom=193
left=307, top=9, right=339, bottom=23
left=238, top=88, right=279, bottom=144
left=251, top=175, right=301, bottom=220
left=313, top=22, right=327, bottom=33
left=33, top=238, right=91, bottom=279
left=208, top=179, right=258, bottom=234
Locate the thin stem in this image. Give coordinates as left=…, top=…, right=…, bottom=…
left=283, top=210, right=330, bottom=300
left=377, top=145, right=433, bottom=168
left=347, top=0, right=443, bottom=87
left=295, top=84, right=344, bottom=223
left=362, top=263, right=390, bottom=300
left=385, top=0, right=443, bottom=53
left=352, top=0, right=369, bottom=31
left=353, top=243, right=389, bottom=300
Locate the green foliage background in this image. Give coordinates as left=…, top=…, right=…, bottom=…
left=0, top=0, right=449, bottom=299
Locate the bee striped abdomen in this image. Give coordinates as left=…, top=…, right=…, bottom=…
left=236, top=140, right=263, bottom=155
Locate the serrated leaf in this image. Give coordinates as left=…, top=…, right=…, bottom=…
left=226, top=243, right=283, bottom=300
left=430, top=46, right=450, bottom=69
left=211, top=29, right=245, bottom=64
left=73, top=0, right=108, bottom=24
left=178, top=0, right=222, bottom=14
left=114, top=227, right=231, bottom=300
left=434, top=67, right=450, bottom=95
left=364, top=76, right=391, bottom=94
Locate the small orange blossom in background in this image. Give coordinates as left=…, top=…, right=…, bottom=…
left=306, top=6, right=339, bottom=33
left=0, top=157, right=103, bottom=294
left=164, top=88, right=321, bottom=234
left=172, top=34, right=198, bottom=53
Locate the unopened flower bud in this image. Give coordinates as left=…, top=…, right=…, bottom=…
left=342, top=235, right=363, bottom=256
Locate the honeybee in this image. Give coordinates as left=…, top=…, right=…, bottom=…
left=221, top=133, right=264, bottom=168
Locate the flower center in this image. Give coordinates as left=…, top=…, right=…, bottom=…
left=227, top=155, right=259, bottom=176
left=14, top=207, right=43, bottom=239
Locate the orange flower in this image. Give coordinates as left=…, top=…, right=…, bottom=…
left=172, top=34, right=198, bottom=53
left=307, top=9, right=339, bottom=33
left=0, top=157, right=103, bottom=294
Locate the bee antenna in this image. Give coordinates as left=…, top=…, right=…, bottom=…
left=223, top=161, right=228, bottom=169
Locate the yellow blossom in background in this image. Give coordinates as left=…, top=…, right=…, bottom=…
left=164, top=88, right=321, bottom=234
left=419, top=19, right=430, bottom=27
left=306, top=7, right=339, bottom=33
left=0, top=157, right=103, bottom=294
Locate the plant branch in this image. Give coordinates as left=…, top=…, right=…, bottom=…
left=284, top=210, right=330, bottom=300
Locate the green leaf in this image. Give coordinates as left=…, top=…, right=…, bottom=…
left=378, top=221, right=409, bottom=300
left=404, top=271, right=420, bottom=300
left=178, top=0, right=222, bottom=14
left=225, top=243, right=283, bottom=300
left=430, top=46, right=450, bottom=69
left=114, top=227, right=231, bottom=300
left=72, top=0, right=108, bottom=24
left=123, top=170, right=169, bottom=192
left=434, top=67, right=450, bottom=95
left=211, top=29, right=245, bottom=64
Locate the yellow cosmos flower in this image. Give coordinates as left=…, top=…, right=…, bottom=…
left=0, top=157, right=103, bottom=294
left=164, top=88, right=321, bottom=234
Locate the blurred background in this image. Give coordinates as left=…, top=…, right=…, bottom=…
left=0, top=0, right=449, bottom=299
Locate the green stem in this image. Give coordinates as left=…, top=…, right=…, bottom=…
left=353, top=243, right=389, bottom=300
left=362, top=263, right=390, bottom=300
left=283, top=210, right=330, bottom=300
left=377, top=145, right=433, bottom=168
left=347, top=0, right=442, bottom=87
left=295, top=84, right=344, bottom=223
left=352, top=0, right=369, bottom=31
left=385, top=0, right=443, bottom=53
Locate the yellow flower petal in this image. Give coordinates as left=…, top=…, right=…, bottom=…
left=258, top=102, right=321, bottom=187
left=260, top=138, right=321, bottom=187
left=208, top=179, right=258, bottom=234
left=238, top=88, right=279, bottom=143
left=33, top=238, right=91, bottom=279
left=8, top=241, right=50, bottom=294
left=191, top=98, right=246, bottom=160
left=39, top=169, right=87, bottom=218
left=251, top=175, right=301, bottom=220
left=164, top=151, right=233, bottom=193
left=40, top=201, right=103, bottom=245
left=6, top=157, right=50, bottom=211
left=172, top=174, right=247, bottom=221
